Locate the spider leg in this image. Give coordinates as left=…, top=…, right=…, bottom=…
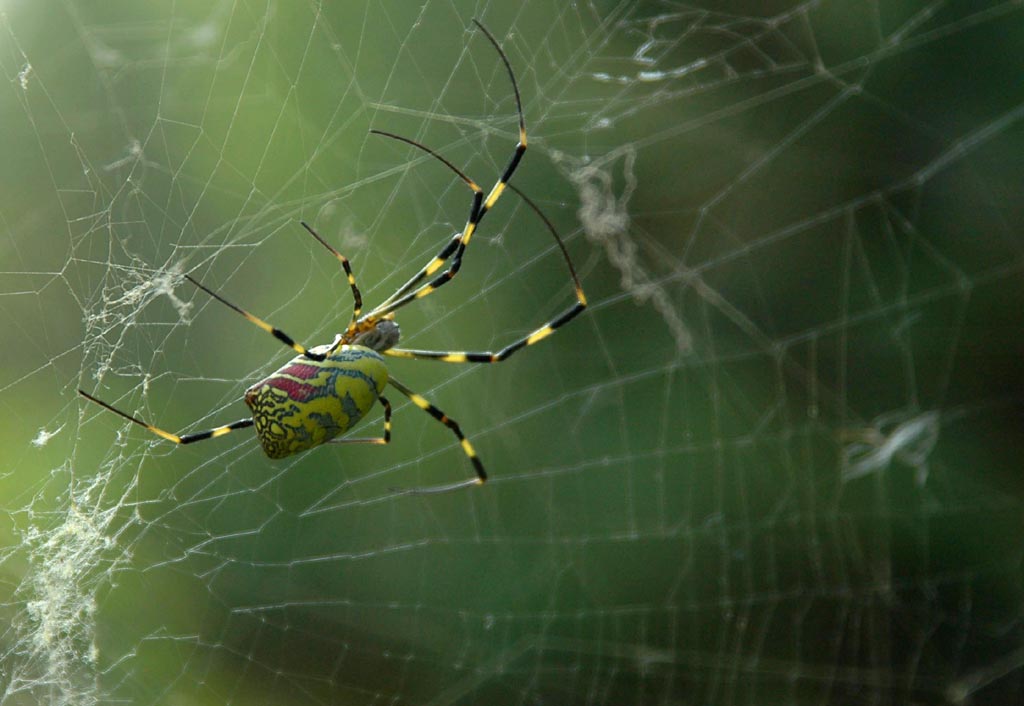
left=366, top=20, right=525, bottom=320
left=374, top=233, right=462, bottom=313
left=365, top=129, right=482, bottom=317
left=326, top=396, right=392, bottom=445
left=300, top=222, right=362, bottom=336
left=386, top=376, right=485, bottom=494
left=384, top=299, right=584, bottom=364
left=467, top=19, right=526, bottom=234
left=385, top=183, right=587, bottom=364
left=78, top=389, right=254, bottom=445
left=184, top=274, right=328, bottom=362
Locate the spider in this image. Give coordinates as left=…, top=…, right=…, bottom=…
left=78, top=20, right=587, bottom=494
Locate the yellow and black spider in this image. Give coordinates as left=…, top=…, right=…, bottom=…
left=79, top=20, right=586, bottom=494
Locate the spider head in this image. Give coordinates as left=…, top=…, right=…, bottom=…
left=352, top=319, right=400, bottom=352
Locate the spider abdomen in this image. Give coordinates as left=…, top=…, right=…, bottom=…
left=244, top=345, right=387, bottom=459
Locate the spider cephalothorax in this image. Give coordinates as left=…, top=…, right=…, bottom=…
left=349, top=318, right=400, bottom=352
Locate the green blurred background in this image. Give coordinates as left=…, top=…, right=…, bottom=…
left=2, top=1, right=1023, bottom=704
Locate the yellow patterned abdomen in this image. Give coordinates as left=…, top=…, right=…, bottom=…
left=244, top=345, right=387, bottom=459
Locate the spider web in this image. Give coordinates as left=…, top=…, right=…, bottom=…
left=2, top=1, right=1023, bottom=704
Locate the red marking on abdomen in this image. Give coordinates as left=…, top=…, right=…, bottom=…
left=279, top=363, right=324, bottom=380
left=267, top=377, right=319, bottom=402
